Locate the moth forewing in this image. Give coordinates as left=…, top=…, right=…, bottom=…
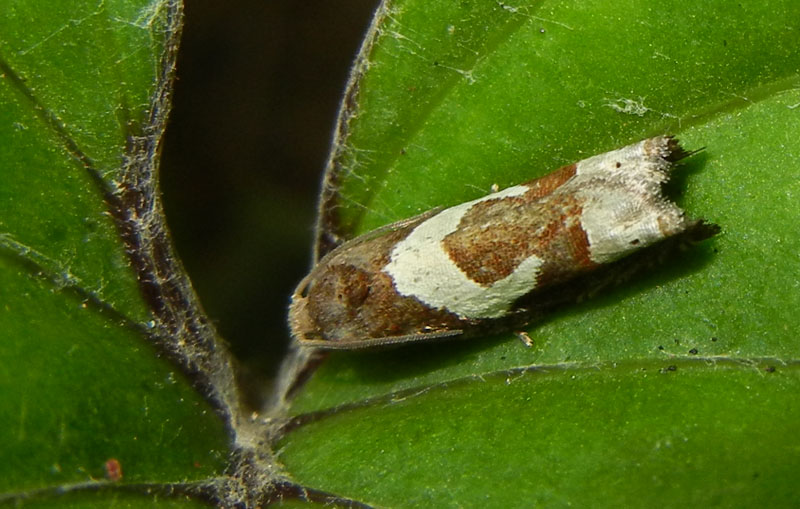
left=290, top=136, right=718, bottom=350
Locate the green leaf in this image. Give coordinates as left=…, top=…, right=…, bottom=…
left=9, top=490, right=211, bottom=509
left=276, top=0, right=800, bottom=506
left=0, top=0, right=229, bottom=505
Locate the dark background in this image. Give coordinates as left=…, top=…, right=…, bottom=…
left=160, top=2, right=380, bottom=390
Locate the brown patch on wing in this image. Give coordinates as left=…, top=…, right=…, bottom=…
left=521, top=163, right=577, bottom=198
left=567, top=220, right=595, bottom=268
left=533, top=220, right=596, bottom=288
left=442, top=168, right=597, bottom=287
left=303, top=225, right=467, bottom=343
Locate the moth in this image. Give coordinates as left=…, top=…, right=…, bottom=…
left=289, top=136, right=718, bottom=349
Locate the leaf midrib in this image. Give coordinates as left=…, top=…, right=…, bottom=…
left=287, top=355, right=793, bottom=423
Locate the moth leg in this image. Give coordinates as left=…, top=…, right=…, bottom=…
left=514, top=331, right=534, bottom=348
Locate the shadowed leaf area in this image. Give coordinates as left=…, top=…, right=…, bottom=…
left=278, top=0, right=800, bottom=507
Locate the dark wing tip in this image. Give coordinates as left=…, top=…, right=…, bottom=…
left=687, top=219, right=721, bottom=242
left=664, top=136, right=706, bottom=162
